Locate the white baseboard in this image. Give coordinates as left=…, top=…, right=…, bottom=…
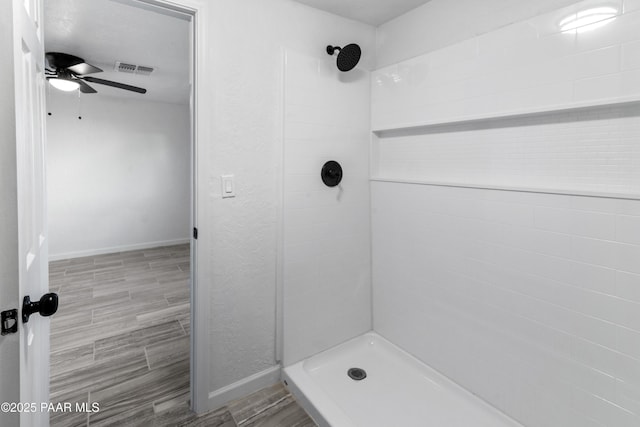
left=48, top=238, right=191, bottom=261
left=207, top=365, right=281, bottom=410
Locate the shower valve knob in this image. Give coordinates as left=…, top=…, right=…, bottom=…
left=321, top=160, right=343, bottom=187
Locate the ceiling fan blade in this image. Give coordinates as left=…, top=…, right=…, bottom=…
left=83, top=76, right=147, bottom=94
left=77, top=80, right=97, bottom=94
left=46, top=52, right=85, bottom=70
left=68, top=62, right=103, bottom=75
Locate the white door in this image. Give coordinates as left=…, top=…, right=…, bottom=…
left=10, top=0, right=49, bottom=425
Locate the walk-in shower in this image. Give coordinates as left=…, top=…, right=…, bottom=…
left=280, top=1, right=640, bottom=426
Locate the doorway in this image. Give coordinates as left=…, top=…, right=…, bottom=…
left=43, top=0, right=196, bottom=424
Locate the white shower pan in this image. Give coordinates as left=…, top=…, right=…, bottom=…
left=283, top=333, right=523, bottom=427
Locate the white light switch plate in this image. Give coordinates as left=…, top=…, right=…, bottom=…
left=221, top=175, right=235, bottom=198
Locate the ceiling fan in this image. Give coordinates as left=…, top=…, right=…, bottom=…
left=45, top=52, right=147, bottom=94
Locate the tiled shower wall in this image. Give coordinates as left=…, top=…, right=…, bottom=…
left=372, top=182, right=640, bottom=427
left=371, top=0, right=640, bottom=426
left=375, top=105, right=640, bottom=195
left=372, top=0, right=640, bottom=131
left=282, top=50, right=371, bottom=366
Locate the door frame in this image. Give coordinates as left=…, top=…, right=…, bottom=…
left=38, top=0, right=212, bottom=415
left=128, top=0, right=211, bottom=413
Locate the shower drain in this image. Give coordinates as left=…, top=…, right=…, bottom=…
left=347, top=367, right=367, bottom=381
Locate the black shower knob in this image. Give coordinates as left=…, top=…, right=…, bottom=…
left=321, top=160, right=343, bottom=187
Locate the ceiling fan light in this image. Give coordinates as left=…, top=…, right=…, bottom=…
left=49, top=78, right=80, bottom=92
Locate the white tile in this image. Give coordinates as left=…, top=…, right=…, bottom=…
left=613, top=199, right=640, bottom=217
left=616, top=271, right=640, bottom=302
left=571, top=211, right=617, bottom=240
left=616, top=215, right=640, bottom=244
left=567, top=261, right=616, bottom=295
left=617, top=325, right=640, bottom=356
left=622, top=39, right=640, bottom=70
left=572, top=45, right=621, bottom=80
left=575, top=9, right=640, bottom=53
left=625, top=0, right=640, bottom=13
left=621, top=68, right=640, bottom=94
left=477, top=20, right=538, bottom=59
left=572, top=236, right=618, bottom=268
left=573, top=73, right=623, bottom=103
left=616, top=379, right=640, bottom=415
left=534, top=206, right=572, bottom=232
left=571, top=385, right=639, bottom=427
left=480, top=199, right=535, bottom=227
left=613, top=241, right=640, bottom=274
left=610, top=297, right=640, bottom=332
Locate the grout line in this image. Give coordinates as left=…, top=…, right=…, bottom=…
left=236, top=394, right=291, bottom=426
left=144, top=346, right=151, bottom=370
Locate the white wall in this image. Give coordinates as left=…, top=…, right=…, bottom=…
left=376, top=0, right=583, bottom=68
left=372, top=0, right=640, bottom=131
left=371, top=0, right=640, bottom=426
left=199, top=0, right=375, bottom=401
left=372, top=182, right=640, bottom=427
left=282, top=50, right=371, bottom=366
left=0, top=1, right=21, bottom=425
left=46, top=91, right=190, bottom=259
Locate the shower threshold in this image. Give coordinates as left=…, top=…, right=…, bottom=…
left=283, top=333, right=523, bottom=427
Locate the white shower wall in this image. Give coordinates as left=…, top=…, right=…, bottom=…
left=282, top=50, right=372, bottom=366
left=370, top=0, right=640, bottom=426
left=201, top=0, right=375, bottom=401
left=375, top=105, right=640, bottom=195
left=372, top=182, right=640, bottom=427
left=376, top=0, right=584, bottom=68
left=373, top=0, right=640, bottom=131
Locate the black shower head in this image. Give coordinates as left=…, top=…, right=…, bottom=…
left=326, top=44, right=361, bottom=72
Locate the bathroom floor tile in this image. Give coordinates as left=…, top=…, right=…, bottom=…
left=49, top=244, right=314, bottom=426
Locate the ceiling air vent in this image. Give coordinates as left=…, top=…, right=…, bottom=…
left=115, top=61, right=136, bottom=73
left=114, top=61, right=154, bottom=76
left=136, top=66, right=154, bottom=76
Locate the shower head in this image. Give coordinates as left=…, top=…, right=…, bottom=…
left=326, top=44, right=361, bottom=72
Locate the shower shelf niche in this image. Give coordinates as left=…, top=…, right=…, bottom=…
left=369, top=97, right=640, bottom=202
left=372, top=97, right=640, bottom=137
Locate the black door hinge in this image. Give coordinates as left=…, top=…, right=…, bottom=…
left=193, top=227, right=198, bottom=240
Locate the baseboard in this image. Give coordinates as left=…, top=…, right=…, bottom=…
left=48, top=238, right=191, bottom=261
left=207, top=365, right=281, bottom=410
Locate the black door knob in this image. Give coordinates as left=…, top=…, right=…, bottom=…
left=22, top=293, right=59, bottom=323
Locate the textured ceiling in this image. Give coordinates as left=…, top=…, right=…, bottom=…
left=292, top=0, right=432, bottom=26
left=44, top=0, right=190, bottom=104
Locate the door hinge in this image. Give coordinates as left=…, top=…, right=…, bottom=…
left=193, top=227, right=198, bottom=240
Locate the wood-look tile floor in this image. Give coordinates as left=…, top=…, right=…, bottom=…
left=49, top=244, right=316, bottom=427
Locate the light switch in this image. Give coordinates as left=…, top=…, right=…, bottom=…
left=221, top=175, right=235, bottom=198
